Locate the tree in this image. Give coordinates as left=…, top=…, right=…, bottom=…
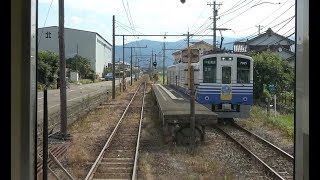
left=66, top=55, right=95, bottom=80
left=252, top=50, right=294, bottom=100
left=38, top=51, right=59, bottom=88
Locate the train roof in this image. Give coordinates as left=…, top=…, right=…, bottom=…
left=200, top=52, right=253, bottom=60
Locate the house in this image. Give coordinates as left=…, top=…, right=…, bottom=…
left=38, top=26, right=112, bottom=77
left=233, top=28, right=295, bottom=66
left=108, top=62, right=131, bottom=71
left=172, top=40, right=215, bottom=63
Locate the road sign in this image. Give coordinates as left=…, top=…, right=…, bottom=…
left=268, top=84, right=276, bottom=93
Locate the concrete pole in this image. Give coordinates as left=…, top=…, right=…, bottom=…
left=59, top=0, right=67, bottom=136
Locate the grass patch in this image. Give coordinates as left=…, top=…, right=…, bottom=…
left=157, top=74, right=166, bottom=84
left=250, top=106, right=294, bottom=139
left=75, top=79, right=94, bottom=84
left=139, top=154, right=155, bottom=179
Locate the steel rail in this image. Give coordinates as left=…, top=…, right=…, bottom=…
left=85, top=82, right=143, bottom=180
left=132, top=81, right=146, bottom=180
left=231, top=121, right=294, bottom=161
left=216, top=126, right=285, bottom=180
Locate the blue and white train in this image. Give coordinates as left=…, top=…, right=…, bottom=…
left=167, top=52, right=254, bottom=119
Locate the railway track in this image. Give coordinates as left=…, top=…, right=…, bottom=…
left=36, top=140, right=71, bottom=178
left=85, top=80, right=146, bottom=180
left=216, top=121, right=294, bottom=180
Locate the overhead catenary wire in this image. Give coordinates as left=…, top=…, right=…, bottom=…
left=221, top=2, right=294, bottom=46
left=219, top=0, right=256, bottom=18
left=38, top=0, right=54, bottom=45
left=218, top=0, right=247, bottom=16
left=235, top=0, right=293, bottom=33
left=218, top=0, right=263, bottom=28
left=254, top=15, right=294, bottom=46
left=258, top=4, right=295, bottom=32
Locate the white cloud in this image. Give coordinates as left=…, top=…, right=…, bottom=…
left=70, top=16, right=82, bottom=25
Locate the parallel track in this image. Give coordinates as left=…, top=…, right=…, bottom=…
left=216, top=121, right=294, bottom=180
left=85, top=80, right=146, bottom=180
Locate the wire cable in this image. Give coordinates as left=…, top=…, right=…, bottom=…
left=38, top=0, right=54, bottom=45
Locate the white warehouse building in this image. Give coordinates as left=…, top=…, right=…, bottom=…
left=38, top=26, right=112, bottom=77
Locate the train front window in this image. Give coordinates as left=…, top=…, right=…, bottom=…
left=237, top=58, right=250, bottom=83
left=203, top=57, right=217, bottom=83
left=222, top=66, right=231, bottom=84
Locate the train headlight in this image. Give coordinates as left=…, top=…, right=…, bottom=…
left=205, top=96, right=210, bottom=100
left=243, top=97, right=247, bottom=101
left=221, top=85, right=231, bottom=95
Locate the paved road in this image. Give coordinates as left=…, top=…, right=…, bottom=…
left=37, top=78, right=128, bottom=124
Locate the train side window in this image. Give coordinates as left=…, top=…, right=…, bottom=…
left=203, top=57, right=216, bottom=83
left=237, top=58, right=250, bottom=84
left=222, top=66, right=231, bottom=84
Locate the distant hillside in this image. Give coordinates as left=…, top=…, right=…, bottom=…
left=115, top=37, right=238, bottom=68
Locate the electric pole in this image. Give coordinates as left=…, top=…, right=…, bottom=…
left=59, top=0, right=67, bottom=137
left=256, top=25, right=264, bottom=35
left=207, top=1, right=222, bottom=50
left=163, top=34, right=166, bottom=84
left=124, top=45, right=147, bottom=85
left=151, top=50, right=154, bottom=79
left=122, top=35, right=125, bottom=92
left=112, top=15, right=115, bottom=99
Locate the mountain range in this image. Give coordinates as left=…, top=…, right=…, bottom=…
left=115, top=34, right=295, bottom=68
left=115, top=37, right=238, bottom=68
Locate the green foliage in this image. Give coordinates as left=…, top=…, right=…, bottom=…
left=261, top=85, right=272, bottom=102
left=37, top=51, right=59, bottom=88
left=78, top=79, right=94, bottom=84
left=250, top=106, right=294, bottom=140
left=278, top=91, right=294, bottom=109
left=252, top=50, right=294, bottom=100
left=66, top=55, right=96, bottom=80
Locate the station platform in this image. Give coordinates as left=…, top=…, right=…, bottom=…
left=152, top=84, right=218, bottom=126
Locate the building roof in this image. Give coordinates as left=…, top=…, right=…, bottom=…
left=38, top=26, right=112, bottom=47
left=246, top=28, right=294, bottom=45
left=172, top=40, right=213, bottom=55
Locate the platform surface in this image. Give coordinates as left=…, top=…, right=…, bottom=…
left=152, top=84, right=217, bottom=125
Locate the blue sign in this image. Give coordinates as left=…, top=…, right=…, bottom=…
left=268, top=84, right=276, bottom=93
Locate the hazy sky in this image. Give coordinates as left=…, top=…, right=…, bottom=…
left=38, top=0, right=295, bottom=45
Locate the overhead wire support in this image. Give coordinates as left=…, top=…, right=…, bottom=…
left=207, top=1, right=222, bottom=49
left=123, top=45, right=148, bottom=85
left=114, top=34, right=214, bottom=37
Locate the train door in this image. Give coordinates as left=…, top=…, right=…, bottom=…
left=220, top=66, right=232, bottom=109
left=203, top=57, right=217, bottom=83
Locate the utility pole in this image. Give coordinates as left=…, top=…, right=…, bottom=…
left=59, top=0, right=67, bottom=137
left=151, top=50, right=154, bottom=80
left=114, top=33, right=215, bottom=82
left=213, top=1, right=216, bottom=49
left=256, top=25, right=264, bottom=35
left=130, top=47, right=133, bottom=86
left=122, top=35, right=124, bottom=92
left=112, top=15, right=115, bottom=99
left=207, top=1, right=222, bottom=50
left=124, top=45, right=147, bottom=85
left=187, top=31, right=191, bottom=89
left=187, top=31, right=195, bottom=149
left=154, top=54, right=157, bottom=82
left=163, top=34, right=166, bottom=84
